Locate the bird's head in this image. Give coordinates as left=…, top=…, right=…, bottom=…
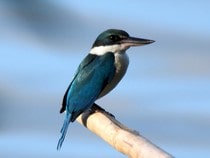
left=90, top=29, right=154, bottom=55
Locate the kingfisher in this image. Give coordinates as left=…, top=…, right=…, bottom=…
left=57, top=29, right=154, bottom=149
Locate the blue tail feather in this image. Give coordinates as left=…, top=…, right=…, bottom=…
left=57, top=113, right=71, bottom=150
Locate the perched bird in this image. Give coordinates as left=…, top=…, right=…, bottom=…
left=57, top=29, right=154, bottom=149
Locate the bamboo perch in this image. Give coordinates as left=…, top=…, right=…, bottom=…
left=76, top=104, right=174, bottom=158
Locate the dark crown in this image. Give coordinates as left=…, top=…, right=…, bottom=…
left=92, top=29, right=129, bottom=48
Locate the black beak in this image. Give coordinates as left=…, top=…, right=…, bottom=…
left=121, top=36, right=155, bottom=47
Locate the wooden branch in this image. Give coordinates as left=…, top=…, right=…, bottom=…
left=76, top=105, right=174, bottom=158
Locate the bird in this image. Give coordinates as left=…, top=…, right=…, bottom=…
left=57, top=29, right=154, bottom=150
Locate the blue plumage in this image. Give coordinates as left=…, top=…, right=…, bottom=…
left=57, top=113, right=71, bottom=150
left=57, top=53, right=115, bottom=149
left=57, top=29, right=154, bottom=150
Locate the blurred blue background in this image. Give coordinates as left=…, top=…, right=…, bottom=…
left=0, top=0, right=210, bottom=157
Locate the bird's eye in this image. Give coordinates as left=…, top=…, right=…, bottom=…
left=109, top=35, right=120, bottom=41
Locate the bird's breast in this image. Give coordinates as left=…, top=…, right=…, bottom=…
left=98, top=52, right=129, bottom=98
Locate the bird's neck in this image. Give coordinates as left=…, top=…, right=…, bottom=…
left=90, top=45, right=128, bottom=56
left=89, top=44, right=129, bottom=76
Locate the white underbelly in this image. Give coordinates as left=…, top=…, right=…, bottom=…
left=98, top=53, right=129, bottom=98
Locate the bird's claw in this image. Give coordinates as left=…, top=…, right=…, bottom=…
left=91, top=103, right=115, bottom=118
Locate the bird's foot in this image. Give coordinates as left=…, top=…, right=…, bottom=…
left=91, top=103, right=115, bottom=118
left=81, top=103, right=115, bottom=127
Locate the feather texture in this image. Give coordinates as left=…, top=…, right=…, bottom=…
left=57, top=53, right=116, bottom=149
left=57, top=113, right=71, bottom=150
